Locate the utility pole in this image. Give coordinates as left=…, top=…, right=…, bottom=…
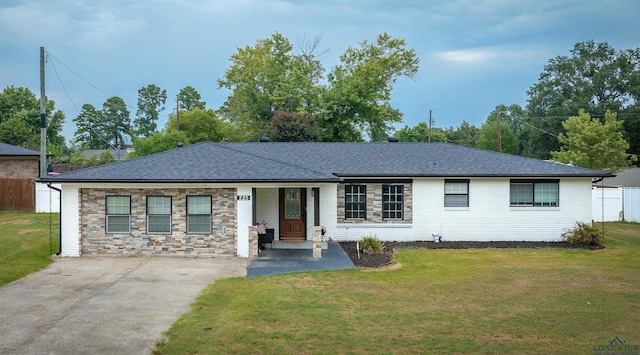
left=39, top=47, right=47, bottom=177
left=176, top=95, right=180, bottom=131
left=428, top=110, right=432, bottom=143
left=496, top=107, right=502, bottom=153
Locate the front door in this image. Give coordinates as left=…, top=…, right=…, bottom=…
left=279, top=188, right=306, bottom=241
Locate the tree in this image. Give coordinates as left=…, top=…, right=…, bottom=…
left=0, top=86, right=66, bottom=157
left=217, top=33, right=316, bottom=140
left=101, top=96, right=131, bottom=148
left=526, top=41, right=640, bottom=159
left=86, top=150, right=116, bottom=166
left=446, top=121, right=479, bottom=147
left=394, top=122, right=447, bottom=142
left=73, top=104, right=107, bottom=149
left=267, top=110, right=321, bottom=142
left=177, top=86, right=206, bottom=111
left=217, top=32, right=419, bottom=142
left=128, top=130, right=188, bottom=158
left=321, top=33, right=419, bottom=141
left=166, top=108, right=238, bottom=143
left=476, top=120, right=518, bottom=154
left=134, top=84, right=167, bottom=138
left=551, top=110, right=636, bottom=173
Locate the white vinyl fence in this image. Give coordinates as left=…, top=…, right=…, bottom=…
left=592, top=186, right=640, bottom=223
left=624, top=187, right=640, bottom=223
left=35, top=182, right=61, bottom=213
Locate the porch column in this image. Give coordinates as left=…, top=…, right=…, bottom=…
left=236, top=186, right=253, bottom=258
left=313, top=226, right=322, bottom=258
left=248, top=226, right=258, bottom=258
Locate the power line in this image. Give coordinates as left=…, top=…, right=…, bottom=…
left=47, top=53, right=116, bottom=150
left=46, top=52, right=112, bottom=98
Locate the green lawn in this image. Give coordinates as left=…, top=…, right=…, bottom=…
left=0, top=211, right=60, bottom=287
left=155, top=222, right=640, bottom=354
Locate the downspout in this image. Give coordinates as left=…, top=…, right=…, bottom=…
left=47, top=183, right=62, bottom=255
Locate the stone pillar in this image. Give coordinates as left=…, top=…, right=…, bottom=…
left=313, top=226, right=322, bottom=259
left=248, top=226, right=258, bottom=258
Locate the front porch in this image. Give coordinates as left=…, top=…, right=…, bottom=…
left=246, top=242, right=354, bottom=276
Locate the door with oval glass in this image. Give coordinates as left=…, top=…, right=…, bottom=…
left=279, top=188, right=306, bottom=241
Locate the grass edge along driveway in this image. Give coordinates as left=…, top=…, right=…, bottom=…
left=154, top=222, right=640, bottom=354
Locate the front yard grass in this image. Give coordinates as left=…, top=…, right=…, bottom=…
left=155, top=222, right=640, bottom=354
left=0, top=211, right=60, bottom=287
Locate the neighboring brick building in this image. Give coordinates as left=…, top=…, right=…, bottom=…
left=0, top=142, right=40, bottom=178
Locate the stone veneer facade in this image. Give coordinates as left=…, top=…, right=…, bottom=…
left=337, top=181, right=412, bottom=224
left=80, top=187, right=237, bottom=256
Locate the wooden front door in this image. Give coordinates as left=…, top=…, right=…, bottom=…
left=279, top=188, right=306, bottom=241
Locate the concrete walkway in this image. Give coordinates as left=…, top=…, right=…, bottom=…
left=247, top=242, right=355, bottom=276
left=0, top=257, right=246, bottom=355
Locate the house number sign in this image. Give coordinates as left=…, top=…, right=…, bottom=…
left=237, top=195, right=251, bottom=201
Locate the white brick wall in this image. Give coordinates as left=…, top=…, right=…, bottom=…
left=326, top=178, right=593, bottom=242
left=60, top=185, right=80, bottom=256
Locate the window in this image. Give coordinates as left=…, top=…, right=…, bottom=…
left=345, top=185, right=366, bottom=219
left=187, top=196, right=211, bottom=234
left=445, top=180, right=469, bottom=207
left=383, top=185, right=403, bottom=220
left=510, top=180, right=559, bottom=207
left=106, top=196, right=130, bottom=233
left=147, top=196, right=171, bottom=233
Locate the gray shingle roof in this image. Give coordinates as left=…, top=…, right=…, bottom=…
left=0, top=142, right=40, bottom=156
left=40, top=142, right=611, bottom=183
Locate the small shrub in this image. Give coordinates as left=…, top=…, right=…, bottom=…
left=359, top=235, right=383, bottom=254
left=561, top=222, right=605, bottom=247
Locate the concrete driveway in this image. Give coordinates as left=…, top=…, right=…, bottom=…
left=0, top=257, right=247, bottom=355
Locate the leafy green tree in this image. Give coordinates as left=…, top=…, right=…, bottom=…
left=551, top=110, right=636, bottom=173
left=218, top=33, right=316, bottom=140
left=446, top=121, right=479, bottom=147
left=73, top=104, right=107, bottom=149
left=267, top=110, right=321, bottom=142
left=128, top=130, right=188, bottom=158
left=86, top=150, right=116, bottom=166
left=0, top=86, right=66, bottom=156
left=476, top=120, right=518, bottom=154
left=321, top=33, right=419, bottom=141
left=394, top=122, right=447, bottom=142
left=134, top=84, right=167, bottom=138
left=526, top=41, right=640, bottom=159
left=177, top=86, right=206, bottom=111
left=166, top=108, right=238, bottom=143
left=101, top=96, right=131, bottom=148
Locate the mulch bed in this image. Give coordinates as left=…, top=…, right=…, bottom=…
left=338, top=241, right=602, bottom=268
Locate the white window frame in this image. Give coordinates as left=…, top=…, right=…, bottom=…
left=187, top=195, right=212, bottom=234
left=106, top=195, right=131, bottom=234
left=147, top=196, right=172, bottom=234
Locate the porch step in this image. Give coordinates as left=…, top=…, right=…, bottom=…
left=271, top=240, right=328, bottom=250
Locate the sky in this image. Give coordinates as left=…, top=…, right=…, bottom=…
left=1, top=0, right=639, bottom=143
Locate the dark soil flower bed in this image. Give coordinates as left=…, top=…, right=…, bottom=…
left=338, top=241, right=602, bottom=268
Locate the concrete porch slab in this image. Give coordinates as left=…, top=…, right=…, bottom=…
left=247, top=242, right=355, bottom=276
